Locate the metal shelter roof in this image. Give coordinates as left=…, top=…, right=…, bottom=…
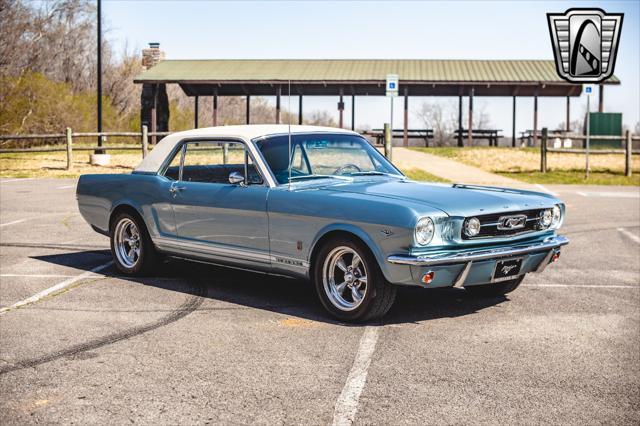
left=134, top=59, right=619, bottom=97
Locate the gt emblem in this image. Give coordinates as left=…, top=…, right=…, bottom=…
left=380, top=229, right=393, bottom=237
left=497, top=214, right=527, bottom=231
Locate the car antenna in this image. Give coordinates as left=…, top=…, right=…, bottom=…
left=288, top=79, right=292, bottom=191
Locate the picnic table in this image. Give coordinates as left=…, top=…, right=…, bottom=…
left=361, top=129, right=434, bottom=146
left=454, top=129, right=503, bottom=146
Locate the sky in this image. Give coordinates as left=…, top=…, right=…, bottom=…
left=103, top=0, right=639, bottom=134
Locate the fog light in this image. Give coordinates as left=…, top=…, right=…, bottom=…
left=540, top=209, right=553, bottom=228
left=421, top=271, right=435, bottom=284
left=464, top=217, right=481, bottom=237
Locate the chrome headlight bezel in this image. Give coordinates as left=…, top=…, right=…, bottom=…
left=414, top=217, right=435, bottom=246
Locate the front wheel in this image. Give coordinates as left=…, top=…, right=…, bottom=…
left=110, top=212, right=160, bottom=275
left=313, top=237, right=396, bottom=322
left=465, top=275, right=525, bottom=297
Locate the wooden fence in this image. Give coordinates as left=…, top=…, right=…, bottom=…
left=540, top=128, right=638, bottom=177
left=0, top=126, right=170, bottom=171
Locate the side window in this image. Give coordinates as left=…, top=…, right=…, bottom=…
left=164, top=147, right=182, bottom=181
left=181, top=141, right=263, bottom=185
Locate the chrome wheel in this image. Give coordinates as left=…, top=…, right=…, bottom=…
left=322, top=246, right=368, bottom=311
left=114, top=218, right=141, bottom=268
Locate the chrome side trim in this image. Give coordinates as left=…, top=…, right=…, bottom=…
left=453, top=262, right=473, bottom=288
left=387, top=235, right=569, bottom=266
left=153, top=237, right=310, bottom=269
left=154, top=236, right=271, bottom=263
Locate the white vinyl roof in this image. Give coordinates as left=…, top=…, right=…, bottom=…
left=134, top=124, right=357, bottom=174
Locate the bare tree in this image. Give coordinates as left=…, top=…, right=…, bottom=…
left=414, top=100, right=457, bottom=146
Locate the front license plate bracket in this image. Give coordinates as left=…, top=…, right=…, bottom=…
left=492, top=257, right=523, bottom=282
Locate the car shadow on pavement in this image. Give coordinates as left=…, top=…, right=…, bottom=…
left=31, top=250, right=508, bottom=326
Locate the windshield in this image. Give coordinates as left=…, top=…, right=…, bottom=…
left=255, top=133, right=403, bottom=184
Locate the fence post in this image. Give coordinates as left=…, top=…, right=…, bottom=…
left=383, top=123, right=392, bottom=161
left=65, top=127, right=73, bottom=171
left=141, top=125, right=149, bottom=158
left=540, top=127, right=548, bottom=173
left=625, top=130, right=632, bottom=177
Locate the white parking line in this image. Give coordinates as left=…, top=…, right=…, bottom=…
left=0, top=178, right=34, bottom=184
left=617, top=227, right=640, bottom=244
left=523, top=284, right=638, bottom=289
left=576, top=191, right=639, bottom=199
left=0, top=273, right=103, bottom=278
left=332, top=326, right=379, bottom=426
left=0, top=219, right=26, bottom=228
left=534, top=184, right=559, bottom=196
left=0, top=261, right=113, bottom=315
left=56, top=185, right=76, bottom=190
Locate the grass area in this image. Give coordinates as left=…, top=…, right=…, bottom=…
left=410, top=146, right=639, bottom=186
left=497, top=169, right=640, bottom=186
left=0, top=151, right=141, bottom=178
left=401, top=168, right=450, bottom=183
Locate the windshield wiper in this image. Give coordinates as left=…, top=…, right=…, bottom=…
left=289, top=174, right=343, bottom=181
left=348, top=171, right=403, bottom=178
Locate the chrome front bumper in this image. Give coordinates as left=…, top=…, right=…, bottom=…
left=387, top=235, right=569, bottom=267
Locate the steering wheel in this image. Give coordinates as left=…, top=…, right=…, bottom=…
left=334, top=163, right=362, bottom=175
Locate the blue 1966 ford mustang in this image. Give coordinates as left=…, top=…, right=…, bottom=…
left=77, top=125, right=568, bottom=321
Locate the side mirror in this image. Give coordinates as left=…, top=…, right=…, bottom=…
left=228, top=171, right=245, bottom=186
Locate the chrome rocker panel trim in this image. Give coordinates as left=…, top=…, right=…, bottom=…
left=387, top=235, right=569, bottom=267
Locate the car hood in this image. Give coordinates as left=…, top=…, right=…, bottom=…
left=312, top=178, right=557, bottom=217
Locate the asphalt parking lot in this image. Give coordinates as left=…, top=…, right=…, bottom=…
left=0, top=178, right=638, bottom=425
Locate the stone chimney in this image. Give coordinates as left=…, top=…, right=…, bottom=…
left=141, top=42, right=165, bottom=70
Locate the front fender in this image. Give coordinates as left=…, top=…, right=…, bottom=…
left=308, top=222, right=415, bottom=285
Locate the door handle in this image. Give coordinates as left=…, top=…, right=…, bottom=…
left=170, top=185, right=186, bottom=196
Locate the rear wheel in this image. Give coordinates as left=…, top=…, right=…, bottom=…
left=313, top=236, right=396, bottom=322
left=110, top=212, right=160, bottom=275
left=465, top=275, right=525, bottom=297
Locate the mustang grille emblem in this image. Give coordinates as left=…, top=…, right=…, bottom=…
left=501, top=265, right=517, bottom=275
left=497, top=214, right=527, bottom=231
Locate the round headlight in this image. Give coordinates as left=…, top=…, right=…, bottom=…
left=540, top=209, right=553, bottom=228
left=415, top=217, right=435, bottom=246
left=551, top=204, right=562, bottom=228
left=464, top=217, right=481, bottom=237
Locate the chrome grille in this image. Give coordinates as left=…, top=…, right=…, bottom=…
left=462, top=209, right=546, bottom=239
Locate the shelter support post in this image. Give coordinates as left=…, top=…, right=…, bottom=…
left=458, top=95, right=463, bottom=147
left=194, top=96, right=199, bottom=128
left=533, top=91, right=539, bottom=146
left=276, top=86, right=281, bottom=124
left=213, top=93, right=218, bottom=127
left=512, top=96, right=517, bottom=147
left=351, top=95, right=355, bottom=131
left=338, top=89, right=344, bottom=128
left=468, top=88, right=474, bottom=146
left=565, top=96, right=570, bottom=132
left=403, top=87, right=409, bottom=147
left=246, top=95, right=250, bottom=125
left=298, top=95, right=303, bottom=125
left=598, top=84, right=604, bottom=112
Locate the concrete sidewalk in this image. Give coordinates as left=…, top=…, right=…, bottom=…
left=392, top=147, right=532, bottom=188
